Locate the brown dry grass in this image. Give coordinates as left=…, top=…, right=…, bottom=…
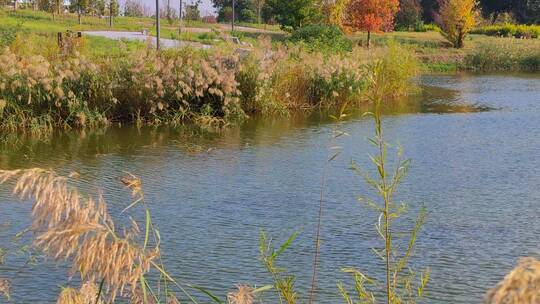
left=227, top=285, right=254, bottom=304
left=485, top=257, right=540, bottom=304
left=0, top=278, right=10, bottom=300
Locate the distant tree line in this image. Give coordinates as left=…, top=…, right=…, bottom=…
left=5, top=0, right=207, bottom=21
left=210, top=0, right=540, bottom=26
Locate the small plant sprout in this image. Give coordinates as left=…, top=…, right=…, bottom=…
left=259, top=230, right=299, bottom=304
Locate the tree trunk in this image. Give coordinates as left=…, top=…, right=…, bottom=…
left=178, top=0, right=183, bottom=33
left=231, top=0, right=235, bottom=32
left=13, top=0, right=17, bottom=10
left=78, top=3, right=81, bottom=24
left=367, top=31, right=371, bottom=48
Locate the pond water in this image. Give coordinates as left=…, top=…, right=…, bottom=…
left=1, top=73, right=540, bottom=303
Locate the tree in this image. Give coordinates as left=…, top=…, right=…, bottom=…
left=124, top=0, right=146, bottom=16
left=479, top=0, right=512, bottom=23
left=160, top=0, right=178, bottom=22
left=253, top=0, right=265, bottom=23
left=107, top=0, right=118, bottom=26
left=514, top=0, right=540, bottom=24
left=213, top=0, right=257, bottom=23
left=69, top=0, right=89, bottom=24
left=420, top=0, right=438, bottom=22
left=328, top=0, right=351, bottom=31
left=38, top=0, right=61, bottom=19
left=266, top=0, right=319, bottom=30
left=396, top=0, right=422, bottom=30
left=345, top=0, right=399, bottom=47
left=437, top=0, right=475, bottom=48
left=185, top=0, right=201, bottom=21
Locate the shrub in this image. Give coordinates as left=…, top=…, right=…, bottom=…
left=289, top=24, right=353, bottom=53
left=437, top=0, right=476, bottom=48
left=372, top=41, right=420, bottom=98
left=471, top=24, right=540, bottom=39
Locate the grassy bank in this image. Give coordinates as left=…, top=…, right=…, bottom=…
left=359, top=30, right=540, bottom=72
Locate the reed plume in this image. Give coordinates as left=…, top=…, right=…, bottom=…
left=0, top=168, right=158, bottom=302
left=227, top=285, right=254, bottom=304
left=0, top=278, right=10, bottom=300
left=485, top=257, right=540, bottom=304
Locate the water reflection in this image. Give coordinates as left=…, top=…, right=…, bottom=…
left=0, top=73, right=538, bottom=303
left=0, top=84, right=487, bottom=170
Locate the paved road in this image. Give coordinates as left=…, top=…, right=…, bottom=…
left=83, top=31, right=212, bottom=49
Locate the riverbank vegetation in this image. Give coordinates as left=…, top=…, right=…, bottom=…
left=1, top=9, right=539, bottom=134
left=0, top=29, right=420, bottom=132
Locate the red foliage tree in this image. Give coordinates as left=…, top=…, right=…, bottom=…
left=345, top=0, right=399, bottom=47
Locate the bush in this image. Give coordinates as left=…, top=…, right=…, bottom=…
left=289, top=24, right=353, bottom=53
left=471, top=24, right=540, bottom=39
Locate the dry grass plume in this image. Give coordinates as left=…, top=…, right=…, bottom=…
left=485, top=257, right=540, bottom=304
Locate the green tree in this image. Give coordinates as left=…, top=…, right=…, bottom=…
left=479, top=0, right=513, bottom=23
left=396, top=0, right=422, bottom=30
left=420, top=0, right=438, bottom=23
left=185, top=0, right=201, bottom=21
left=514, top=0, right=540, bottom=24
left=213, top=0, right=257, bottom=23
left=266, top=0, right=319, bottom=30
left=124, top=0, right=146, bottom=16
left=69, top=0, right=89, bottom=24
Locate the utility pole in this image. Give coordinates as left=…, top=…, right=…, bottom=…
left=156, top=0, right=160, bottom=50
left=231, top=0, right=235, bottom=32
left=108, top=0, right=114, bottom=27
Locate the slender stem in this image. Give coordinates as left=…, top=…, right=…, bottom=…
left=308, top=144, right=330, bottom=304
left=95, top=278, right=105, bottom=304
left=375, top=95, right=391, bottom=304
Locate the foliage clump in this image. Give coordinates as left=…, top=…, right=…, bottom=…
left=436, top=0, right=476, bottom=48
left=345, top=0, right=400, bottom=46
left=471, top=23, right=540, bottom=39
left=289, top=24, right=353, bottom=53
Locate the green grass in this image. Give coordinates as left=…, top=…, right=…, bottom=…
left=351, top=30, right=540, bottom=72
left=0, top=9, right=283, bottom=50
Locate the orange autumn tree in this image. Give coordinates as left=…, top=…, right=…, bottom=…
left=345, top=0, right=399, bottom=47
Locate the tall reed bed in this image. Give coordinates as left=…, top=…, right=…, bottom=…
left=237, top=39, right=419, bottom=115
left=0, top=36, right=420, bottom=132
left=464, top=39, right=540, bottom=71
left=0, top=47, right=242, bottom=132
